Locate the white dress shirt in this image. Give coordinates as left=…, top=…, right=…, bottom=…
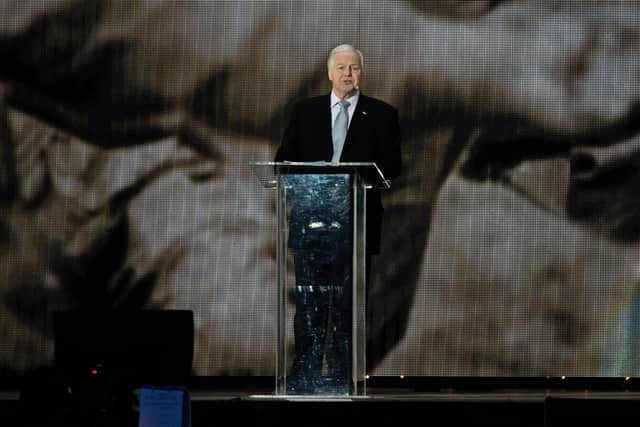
left=330, top=90, right=359, bottom=128
left=330, top=90, right=359, bottom=162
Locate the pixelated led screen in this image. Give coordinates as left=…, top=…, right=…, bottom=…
left=1, top=0, right=640, bottom=378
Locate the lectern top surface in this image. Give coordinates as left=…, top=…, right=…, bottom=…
left=249, top=161, right=391, bottom=189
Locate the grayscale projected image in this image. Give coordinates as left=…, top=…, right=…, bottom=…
left=1, top=0, right=640, bottom=377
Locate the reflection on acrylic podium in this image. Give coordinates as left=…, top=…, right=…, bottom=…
left=251, top=161, right=390, bottom=398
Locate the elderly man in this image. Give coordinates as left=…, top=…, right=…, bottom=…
left=275, top=44, right=402, bottom=393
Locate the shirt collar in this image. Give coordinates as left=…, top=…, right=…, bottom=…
left=331, top=90, right=359, bottom=108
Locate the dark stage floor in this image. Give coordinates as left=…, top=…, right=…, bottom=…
left=3, top=377, right=640, bottom=426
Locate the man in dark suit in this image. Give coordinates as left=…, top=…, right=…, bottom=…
left=275, top=44, right=402, bottom=394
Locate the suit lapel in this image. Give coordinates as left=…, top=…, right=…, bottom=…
left=316, top=94, right=333, bottom=158
left=342, top=93, right=368, bottom=158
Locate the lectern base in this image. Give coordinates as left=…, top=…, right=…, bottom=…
left=281, top=377, right=365, bottom=398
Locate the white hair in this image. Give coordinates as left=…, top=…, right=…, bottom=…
left=327, top=44, right=364, bottom=73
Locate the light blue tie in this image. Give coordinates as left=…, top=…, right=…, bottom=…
left=331, top=100, right=350, bottom=163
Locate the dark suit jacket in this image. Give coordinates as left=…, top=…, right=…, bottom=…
left=275, top=93, right=402, bottom=254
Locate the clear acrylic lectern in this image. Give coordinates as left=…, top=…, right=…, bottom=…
left=251, top=161, right=390, bottom=397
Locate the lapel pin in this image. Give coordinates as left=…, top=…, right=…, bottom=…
left=362, top=111, right=367, bottom=115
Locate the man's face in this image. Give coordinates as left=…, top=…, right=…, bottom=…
left=329, top=51, right=362, bottom=99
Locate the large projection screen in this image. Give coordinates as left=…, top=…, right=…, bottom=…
left=1, top=0, right=640, bottom=379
